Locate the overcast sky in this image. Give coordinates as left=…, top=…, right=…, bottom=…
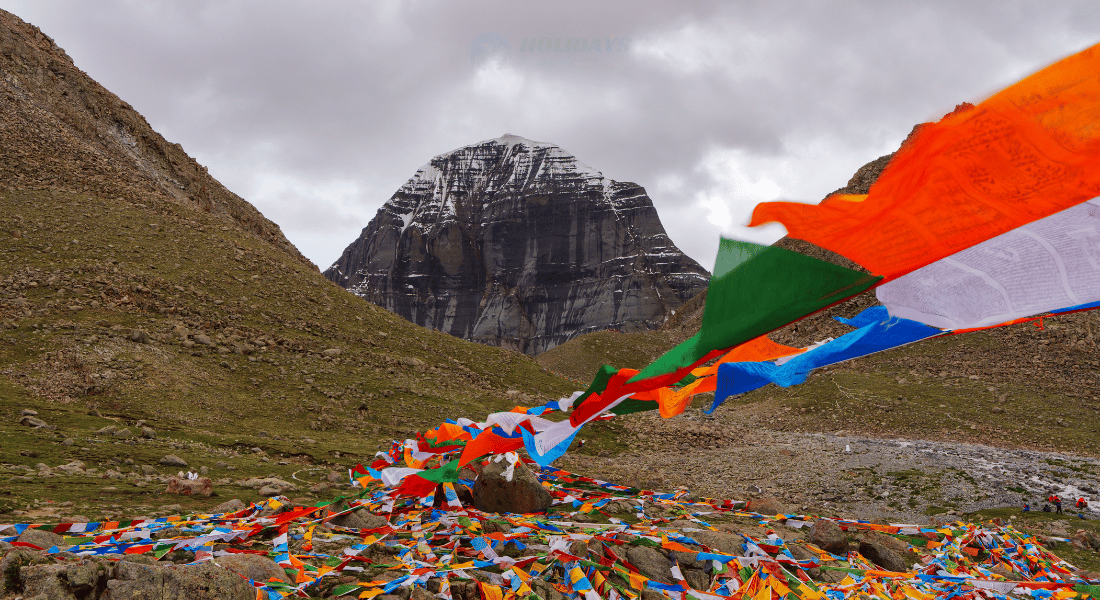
left=4, top=1, right=1098, bottom=271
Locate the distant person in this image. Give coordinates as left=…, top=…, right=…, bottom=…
left=1023, top=502, right=1031, bottom=512
left=1048, top=494, right=1063, bottom=514
left=1077, top=497, right=1089, bottom=510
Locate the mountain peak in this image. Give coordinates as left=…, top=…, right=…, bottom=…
left=325, top=137, right=709, bottom=355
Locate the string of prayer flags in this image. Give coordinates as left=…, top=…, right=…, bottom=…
left=631, top=239, right=881, bottom=383
left=711, top=306, right=943, bottom=409
left=876, top=197, right=1100, bottom=330
left=750, top=43, right=1100, bottom=281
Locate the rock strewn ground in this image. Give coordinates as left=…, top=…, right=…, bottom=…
left=561, top=409, right=1100, bottom=524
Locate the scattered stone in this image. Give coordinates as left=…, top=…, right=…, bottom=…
left=140, top=426, right=156, bottom=439
left=19, top=415, right=49, bottom=428
left=130, top=328, right=150, bottom=343
left=159, top=454, right=187, bottom=467
left=858, top=536, right=909, bottom=573
left=96, top=425, right=118, bottom=435
left=472, top=457, right=552, bottom=514
left=113, top=427, right=134, bottom=439
left=20, top=408, right=38, bottom=416
left=62, top=438, right=75, bottom=446
left=140, top=464, right=159, bottom=476
left=322, top=348, right=342, bottom=356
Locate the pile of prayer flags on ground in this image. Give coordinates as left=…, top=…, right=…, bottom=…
left=5, top=457, right=1099, bottom=599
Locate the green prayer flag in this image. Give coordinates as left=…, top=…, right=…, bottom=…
left=634, top=238, right=880, bottom=381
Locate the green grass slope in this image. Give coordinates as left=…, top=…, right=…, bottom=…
left=0, top=189, right=579, bottom=518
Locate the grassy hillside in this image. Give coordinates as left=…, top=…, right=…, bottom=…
left=0, top=188, right=580, bottom=519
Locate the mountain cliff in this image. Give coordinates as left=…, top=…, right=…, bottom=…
left=325, top=135, right=710, bottom=355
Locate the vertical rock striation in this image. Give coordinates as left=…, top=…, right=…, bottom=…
left=325, top=134, right=709, bottom=355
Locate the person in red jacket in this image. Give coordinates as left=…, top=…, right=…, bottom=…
left=1049, top=494, right=1063, bottom=514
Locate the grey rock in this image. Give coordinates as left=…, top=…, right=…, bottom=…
left=683, top=530, right=745, bottom=556
left=747, top=496, right=789, bottom=515
left=20, top=559, right=109, bottom=600
left=96, top=425, right=118, bottom=435
left=113, top=427, right=134, bottom=439
left=472, top=457, right=552, bottom=514
left=258, top=484, right=284, bottom=497
left=106, top=561, right=254, bottom=600
left=159, top=454, right=187, bottom=467
left=808, top=519, right=849, bottom=555
left=683, top=567, right=711, bottom=591
left=323, top=135, right=710, bottom=355
left=130, top=328, right=150, bottom=343
left=327, top=502, right=388, bottom=530
left=16, top=527, right=66, bottom=550
left=20, top=408, right=37, bottom=416
left=625, top=545, right=673, bottom=584
left=858, top=538, right=909, bottom=573
left=215, top=554, right=289, bottom=584
left=211, top=498, right=247, bottom=513
left=140, top=464, right=159, bottom=476
left=0, top=548, right=50, bottom=592
left=19, top=415, right=48, bottom=428
left=140, top=426, right=156, bottom=439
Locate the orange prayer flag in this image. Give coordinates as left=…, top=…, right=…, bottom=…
left=478, top=581, right=505, bottom=600
left=751, top=43, right=1100, bottom=281
left=457, top=430, right=524, bottom=467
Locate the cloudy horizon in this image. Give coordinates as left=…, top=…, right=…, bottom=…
left=3, top=1, right=1097, bottom=270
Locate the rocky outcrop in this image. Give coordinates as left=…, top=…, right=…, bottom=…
left=325, top=134, right=709, bottom=355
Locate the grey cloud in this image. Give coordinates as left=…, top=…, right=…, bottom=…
left=3, top=0, right=1098, bottom=267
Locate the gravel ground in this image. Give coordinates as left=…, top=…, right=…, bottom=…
left=559, top=409, right=1100, bottom=524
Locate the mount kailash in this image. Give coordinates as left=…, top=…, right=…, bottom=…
left=325, top=135, right=709, bottom=355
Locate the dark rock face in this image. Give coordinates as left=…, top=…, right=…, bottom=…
left=325, top=135, right=709, bottom=355
left=471, top=456, right=552, bottom=514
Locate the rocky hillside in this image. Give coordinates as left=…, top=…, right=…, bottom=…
left=0, top=9, right=578, bottom=518
left=325, top=134, right=710, bottom=355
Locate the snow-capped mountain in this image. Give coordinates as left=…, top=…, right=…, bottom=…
left=325, top=134, right=710, bottom=355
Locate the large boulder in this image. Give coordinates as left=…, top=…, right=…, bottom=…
left=215, top=554, right=289, bottom=585
left=16, top=527, right=67, bottom=551
left=471, top=458, right=552, bottom=514
left=625, top=546, right=674, bottom=584
left=858, top=536, right=909, bottom=573
left=19, top=559, right=110, bottom=600
left=0, top=548, right=51, bottom=594
left=105, top=560, right=254, bottom=600
left=808, top=519, right=849, bottom=555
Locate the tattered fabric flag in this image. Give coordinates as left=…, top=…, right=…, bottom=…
left=751, top=43, right=1100, bottom=281
left=711, top=306, right=942, bottom=409
left=632, top=238, right=880, bottom=383
left=877, top=197, right=1100, bottom=330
